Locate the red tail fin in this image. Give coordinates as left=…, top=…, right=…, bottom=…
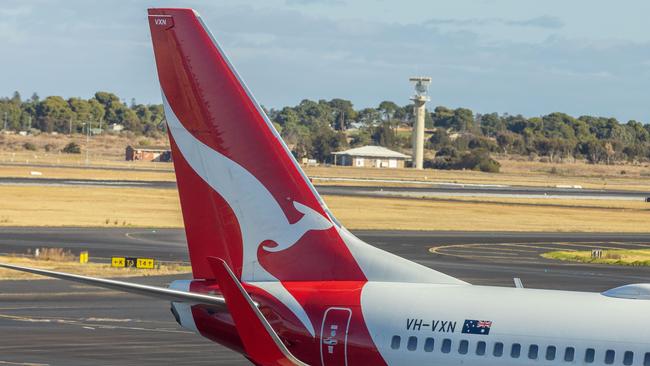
left=147, top=8, right=366, bottom=283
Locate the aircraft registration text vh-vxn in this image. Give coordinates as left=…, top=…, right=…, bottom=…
left=4, top=7, right=650, bottom=366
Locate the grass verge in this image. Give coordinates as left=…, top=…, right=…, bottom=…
left=0, top=255, right=191, bottom=280
left=324, top=195, right=650, bottom=232
left=542, top=249, right=650, bottom=266
left=0, top=185, right=183, bottom=227
left=1, top=156, right=650, bottom=192
left=1, top=185, right=649, bottom=231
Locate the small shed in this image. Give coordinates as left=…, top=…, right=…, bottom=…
left=125, top=146, right=172, bottom=162
left=109, top=123, right=125, bottom=132
left=332, top=145, right=409, bottom=168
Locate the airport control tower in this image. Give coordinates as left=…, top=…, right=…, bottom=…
left=410, top=77, right=431, bottom=170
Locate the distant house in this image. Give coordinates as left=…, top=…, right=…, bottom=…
left=332, top=145, right=410, bottom=168
left=125, top=146, right=172, bottom=162
left=109, top=123, right=125, bottom=132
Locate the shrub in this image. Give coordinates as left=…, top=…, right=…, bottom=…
left=476, top=157, right=501, bottom=173
left=138, top=139, right=151, bottom=146
left=427, top=149, right=500, bottom=173
left=23, top=142, right=37, bottom=151
left=35, top=247, right=74, bottom=262
left=62, top=142, right=81, bottom=154
left=44, top=143, right=57, bottom=152
left=435, top=146, right=459, bottom=159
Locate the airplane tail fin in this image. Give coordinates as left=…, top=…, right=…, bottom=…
left=147, top=8, right=365, bottom=283
left=147, top=8, right=464, bottom=287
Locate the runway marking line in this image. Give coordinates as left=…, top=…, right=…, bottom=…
left=452, top=244, right=539, bottom=253
left=428, top=241, right=650, bottom=262
left=0, top=361, right=49, bottom=366
left=0, top=313, right=193, bottom=334
left=431, top=242, right=575, bottom=256
left=550, top=242, right=643, bottom=250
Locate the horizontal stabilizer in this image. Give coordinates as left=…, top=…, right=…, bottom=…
left=602, top=283, right=650, bottom=300
left=209, top=257, right=308, bottom=366
left=0, top=262, right=226, bottom=309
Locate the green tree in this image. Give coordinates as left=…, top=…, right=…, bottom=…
left=371, top=122, right=397, bottom=147
left=357, top=108, right=381, bottom=127
left=328, top=98, right=357, bottom=130
left=94, top=91, right=123, bottom=125
left=480, top=113, right=505, bottom=137
left=35, top=96, right=74, bottom=132
left=378, top=101, right=399, bottom=123
left=310, top=124, right=347, bottom=162
left=428, top=128, right=450, bottom=149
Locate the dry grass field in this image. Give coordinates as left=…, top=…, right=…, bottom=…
left=0, top=132, right=168, bottom=160
left=0, top=133, right=649, bottom=233
left=0, top=184, right=648, bottom=232
left=2, top=133, right=650, bottom=191
left=0, top=185, right=183, bottom=227
left=0, top=133, right=174, bottom=175
left=324, top=195, right=650, bottom=232
left=306, top=161, right=650, bottom=192
left=1, top=157, right=649, bottom=193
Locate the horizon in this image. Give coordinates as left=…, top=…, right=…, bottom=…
left=3, top=1, right=650, bottom=123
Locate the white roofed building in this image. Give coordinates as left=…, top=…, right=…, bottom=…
left=332, top=145, right=410, bottom=168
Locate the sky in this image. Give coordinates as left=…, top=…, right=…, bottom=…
left=3, top=0, right=650, bottom=122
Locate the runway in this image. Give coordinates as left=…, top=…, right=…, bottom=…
left=1, top=228, right=650, bottom=365
left=1, top=176, right=649, bottom=201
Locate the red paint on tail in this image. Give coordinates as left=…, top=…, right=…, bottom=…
left=147, top=8, right=365, bottom=282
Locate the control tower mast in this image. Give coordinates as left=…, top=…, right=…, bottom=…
left=409, top=77, right=431, bottom=170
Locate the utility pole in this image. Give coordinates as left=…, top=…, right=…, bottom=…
left=3, top=112, right=7, bottom=131
left=69, top=118, right=72, bottom=135
left=28, top=116, right=32, bottom=131
left=85, top=122, right=90, bottom=165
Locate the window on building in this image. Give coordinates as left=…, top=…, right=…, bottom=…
left=476, top=341, right=486, bottom=356
left=564, top=347, right=575, bottom=362
left=546, top=346, right=556, bottom=361
left=511, top=343, right=521, bottom=358
left=644, top=352, right=650, bottom=366
left=407, top=336, right=417, bottom=351
left=424, top=338, right=434, bottom=353
left=605, top=350, right=615, bottom=364
left=493, top=342, right=504, bottom=357
left=390, top=336, right=401, bottom=350
left=528, top=344, right=539, bottom=360
left=458, top=340, right=468, bottom=355
left=585, top=348, right=595, bottom=363
left=623, top=351, right=634, bottom=366
left=441, top=339, right=452, bottom=354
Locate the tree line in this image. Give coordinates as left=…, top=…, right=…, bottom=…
left=0, top=91, right=164, bottom=137
left=3, top=91, right=650, bottom=169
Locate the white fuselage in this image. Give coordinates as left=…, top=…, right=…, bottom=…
left=361, top=282, right=650, bottom=366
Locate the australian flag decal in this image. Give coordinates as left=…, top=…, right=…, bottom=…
left=462, top=320, right=492, bottom=335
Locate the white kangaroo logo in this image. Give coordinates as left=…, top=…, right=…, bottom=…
left=163, top=94, right=331, bottom=336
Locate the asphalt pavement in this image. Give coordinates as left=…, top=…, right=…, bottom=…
left=1, top=228, right=650, bottom=365
left=1, top=176, right=649, bottom=201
